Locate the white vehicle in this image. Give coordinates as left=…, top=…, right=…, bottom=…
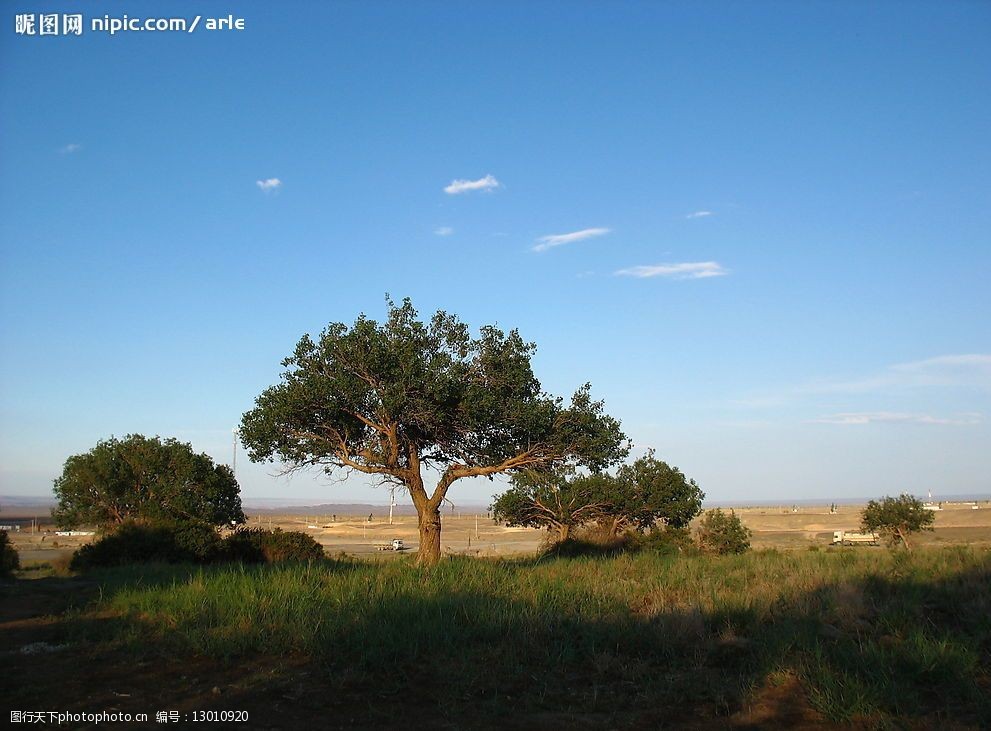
left=375, top=538, right=407, bottom=551
left=832, top=530, right=879, bottom=546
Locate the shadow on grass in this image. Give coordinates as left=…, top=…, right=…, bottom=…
left=3, top=552, right=989, bottom=729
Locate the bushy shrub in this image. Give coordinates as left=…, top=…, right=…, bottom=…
left=1, top=530, right=20, bottom=576
left=222, top=528, right=324, bottom=563
left=696, top=509, right=752, bottom=555
left=170, top=521, right=224, bottom=561
left=543, top=524, right=704, bottom=558
left=545, top=536, right=625, bottom=558
left=540, top=523, right=635, bottom=558
left=70, top=521, right=221, bottom=570
left=69, top=522, right=323, bottom=571
left=633, top=525, right=698, bottom=556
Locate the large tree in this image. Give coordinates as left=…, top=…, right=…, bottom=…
left=53, top=434, right=245, bottom=529
left=239, top=298, right=629, bottom=564
left=861, top=494, right=935, bottom=550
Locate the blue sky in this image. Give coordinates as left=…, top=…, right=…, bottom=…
left=2, top=1, right=989, bottom=506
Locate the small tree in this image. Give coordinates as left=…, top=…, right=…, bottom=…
left=53, top=435, right=245, bottom=530
left=240, top=298, right=628, bottom=565
left=491, top=471, right=610, bottom=543
left=861, top=494, right=935, bottom=550
left=590, top=451, right=705, bottom=535
left=696, top=509, right=751, bottom=555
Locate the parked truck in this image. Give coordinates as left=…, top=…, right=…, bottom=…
left=832, top=530, right=879, bottom=546
left=374, top=539, right=406, bottom=551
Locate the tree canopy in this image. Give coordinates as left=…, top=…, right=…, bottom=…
left=240, top=298, right=629, bottom=563
left=861, top=494, right=935, bottom=550
left=490, top=470, right=610, bottom=542
left=601, top=450, right=705, bottom=532
left=53, top=434, right=245, bottom=529
left=492, top=451, right=704, bottom=543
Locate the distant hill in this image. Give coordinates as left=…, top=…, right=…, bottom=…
left=242, top=500, right=491, bottom=516
left=0, top=494, right=492, bottom=518
left=0, top=494, right=57, bottom=508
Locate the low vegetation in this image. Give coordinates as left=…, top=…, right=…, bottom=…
left=0, top=529, right=18, bottom=577
left=697, top=508, right=753, bottom=555
left=69, top=521, right=322, bottom=570
left=220, top=526, right=325, bottom=563
left=39, top=547, right=990, bottom=727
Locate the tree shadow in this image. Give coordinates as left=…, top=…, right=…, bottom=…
left=2, top=554, right=988, bottom=729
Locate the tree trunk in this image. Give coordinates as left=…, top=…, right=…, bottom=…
left=417, top=504, right=443, bottom=566
left=557, top=523, right=571, bottom=542
left=897, top=526, right=911, bottom=551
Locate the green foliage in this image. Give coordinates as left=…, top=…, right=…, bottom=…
left=53, top=434, right=245, bottom=530
left=169, top=520, right=225, bottom=562
left=70, top=521, right=222, bottom=570
left=861, top=494, right=936, bottom=548
left=492, top=451, right=704, bottom=544
left=696, top=509, right=752, bottom=555
left=1, top=529, right=19, bottom=576
left=69, top=522, right=324, bottom=571
left=632, top=525, right=698, bottom=556
left=221, top=528, right=325, bottom=563
left=491, top=470, right=608, bottom=540
left=601, top=450, right=705, bottom=531
left=239, top=297, right=628, bottom=509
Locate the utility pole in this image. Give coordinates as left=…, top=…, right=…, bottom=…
left=231, top=427, right=238, bottom=479
left=389, top=486, right=396, bottom=526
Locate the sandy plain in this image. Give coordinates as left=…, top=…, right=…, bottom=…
left=6, top=500, right=991, bottom=564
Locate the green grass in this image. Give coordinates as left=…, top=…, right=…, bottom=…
left=62, top=547, right=991, bottom=726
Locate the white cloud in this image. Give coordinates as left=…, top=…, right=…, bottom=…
left=533, top=227, right=610, bottom=253
left=444, top=174, right=500, bottom=195
left=812, top=412, right=982, bottom=426
left=434, top=226, right=454, bottom=236
left=615, top=261, right=728, bottom=279
left=686, top=210, right=712, bottom=219
left=256, top=178, right=282, bottom=192
left=59, top=143, right=81, bottom=154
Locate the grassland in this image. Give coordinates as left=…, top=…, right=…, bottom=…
left=3, top=546, right=989, bottom=729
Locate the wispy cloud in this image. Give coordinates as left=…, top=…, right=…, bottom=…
left=434, top=226, right=454, bottom=236
left=686, top=210, right=712, bottom=219
left=615, top=261, right=728, bottom=279
left=812, top=412, right=982, bottom=426
left=58, top=143, right=81, bottom=154
left=444, top=174, right=500, bottom=195
left=731, top=353, right=991, bottom=413
left=890, top=354, right=991, bottom=374
left=256, top=178, right=282, bottom=192
left=533, top=227, right=610, bottom=253
left=809, top=354, right=991, bottom=395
